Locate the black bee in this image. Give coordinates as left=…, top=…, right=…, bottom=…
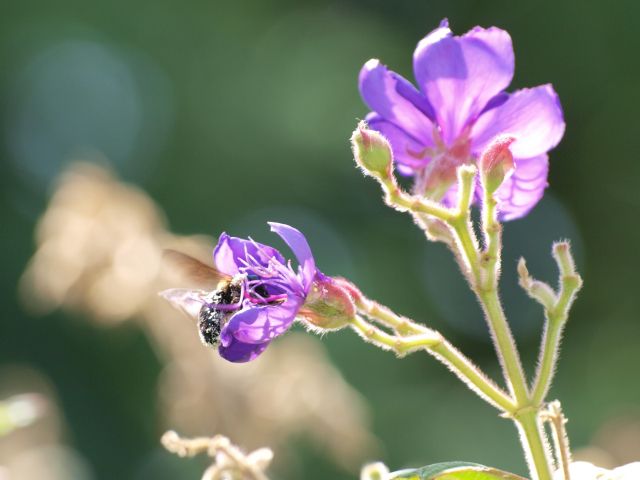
left=197, top=277, right=243, bottom=347
left=163, top=249, right=242, bottom=348
left=163, top=249, right=280, bottom=348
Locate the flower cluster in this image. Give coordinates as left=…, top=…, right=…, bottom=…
left=359, top=19, right=565, bottom=220
left=164, top=19, right=566, bottom=367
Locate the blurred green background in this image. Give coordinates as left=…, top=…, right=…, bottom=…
left=1, top=0, right=640, bottom=478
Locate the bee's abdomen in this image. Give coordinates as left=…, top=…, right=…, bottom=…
left=198, top=305, right=224, bottom=347
left=197, top=281, right=242, bottom=348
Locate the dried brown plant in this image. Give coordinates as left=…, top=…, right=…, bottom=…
left=20, top=162, right=378, bottom=472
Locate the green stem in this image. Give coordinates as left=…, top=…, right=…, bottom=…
left=450, top=216, right=481, bottom=282
left=450, top=167, right=482, bottom=283
left=458, top=172, right=553, bottom=479
left=531, top=243, right=582, bottom=405
left=445, top=169, right=528, bottom=403
left=481, top=192, right=502, bottom=290
left=381, top=164, right=565, bottom=480
left=531, top=316, right=564, bottom=406
left=354, top=296, right=421, bottom=336
left=384, top=182, right=454, bottom=221
left=430, top=341, right=516, bottom=412
left=477, top=289, right=529, bottom=405
left=543, top=401, right=572, bottom=480
left=350, top=315, right=440, bottom=355
left=515, top=410, right=553, bottom=480
left=349, top=312, right=515, bottom=412
left=448, top=211, right=529, bottom=404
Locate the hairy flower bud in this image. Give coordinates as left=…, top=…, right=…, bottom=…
left=479, top=136, right=516, bottom=195
left=298, top=277, right=356, bottom=331
left=351, top=121, right=393, bottom=181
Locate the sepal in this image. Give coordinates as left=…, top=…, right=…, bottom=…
left=298, top=276, right=356, bottom=331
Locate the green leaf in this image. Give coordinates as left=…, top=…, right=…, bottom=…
left=389, top=461, right=528, bottom=480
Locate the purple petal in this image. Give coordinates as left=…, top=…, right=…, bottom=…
left=413, top=23, right=514, bottom=144
left=472, top=85, right=565, bottom=159
left=213, top=232, right=285, bottom=276
left=268, top=222, right=316, bottom=291
left=494, top=154, right=549, bottom=221
left=480, top=91, right=510, bottom=114
left=218, top=336, right=269, bottom=363
left=159, top=288, right=207, bottom=319
left=359, top=59, right=435, bottom=144
left=222, top=297, right=302, bottom=344
left=366, top=113, right=430, bottom=174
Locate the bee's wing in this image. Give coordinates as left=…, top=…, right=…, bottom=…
left=159, top=288, right=210, bottom=319
left=163, top=249, right=230, bottom=289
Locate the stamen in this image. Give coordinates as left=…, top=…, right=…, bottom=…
left=248, top=286, right=268, bottom=301
left=238, top=255, right=273, bottom=277
left=234, top=242, right=305, bottom=307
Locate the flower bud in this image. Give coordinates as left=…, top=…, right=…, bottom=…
left=478, top=136, right=515, bottom=195
left=351, top=121, right=393, bottom=181
left=331, top=276, right=364, bottom=302
left=298, top=277, right=356, bottom=331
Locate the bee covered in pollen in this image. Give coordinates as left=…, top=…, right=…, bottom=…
left=160, top=223, right=321, bottom=363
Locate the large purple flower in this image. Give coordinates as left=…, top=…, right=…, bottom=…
left=359, top=19, right=565, bottom=220
left=162, top=223, right=319, bottom=362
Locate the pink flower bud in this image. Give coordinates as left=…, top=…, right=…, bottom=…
left=298, top=277, right=356, bottom=331
left=351, top=121, right=394, bottom=180
left=478, top=136, right=516, bottom=195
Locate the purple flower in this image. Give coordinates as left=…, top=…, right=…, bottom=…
left=358, top=19, right=565, bottom=220
left=162, top=223, right=319, bottom=362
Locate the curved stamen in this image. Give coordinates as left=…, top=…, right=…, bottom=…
left=238, top=256, right=274, bottom=277
left=233, top=240, right=307, bottom=307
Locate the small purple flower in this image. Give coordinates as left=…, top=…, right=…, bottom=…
left=359, top=19, right=565, bottom=220
left=162, top=223, right=319, bottom=362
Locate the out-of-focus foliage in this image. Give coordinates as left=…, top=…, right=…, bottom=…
left=1, top=1, right=639, bottom=479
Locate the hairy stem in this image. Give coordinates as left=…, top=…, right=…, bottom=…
left=384, top=180, right=454, bottom=221
left=477, top=288, right=529, bottom=405
left=431, top=341, right=516, bottom=412
left=350, top=302, right=515, bottom=413
left=531, top=244, right=582, bottom=405
left=461, top=166, right=553, bottom=480
left=515, top=409, right=554, bottom=480
left=542, top=401, right=572, bottom=480
left=481, top=187, right=502, bottom=290
left=531, top=316, right=564, bottom=406
left=380, top=162, right=572, bottom=480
